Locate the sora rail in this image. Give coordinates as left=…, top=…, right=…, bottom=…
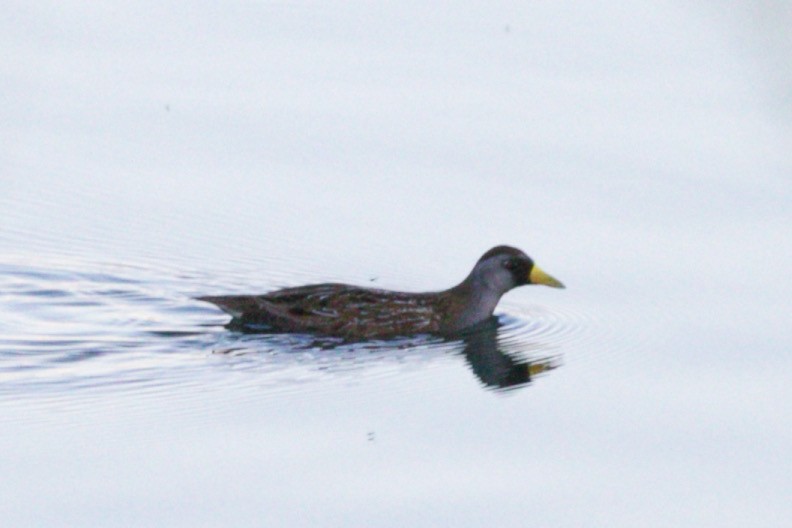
left=199, top=245, right=564, bottom=339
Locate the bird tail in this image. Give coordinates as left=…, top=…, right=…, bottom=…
left=197, top=295, right=261, bottom=318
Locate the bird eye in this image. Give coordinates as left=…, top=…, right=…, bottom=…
left=502, top=258, right=516, bottom=270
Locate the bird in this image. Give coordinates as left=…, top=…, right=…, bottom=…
left=198, top=245, right=564, bottom=339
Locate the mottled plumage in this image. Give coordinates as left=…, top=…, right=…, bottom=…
left=199, top=245, right=564, bottom=339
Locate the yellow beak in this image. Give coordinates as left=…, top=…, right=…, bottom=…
left=529, top=265, right=565, bottom=289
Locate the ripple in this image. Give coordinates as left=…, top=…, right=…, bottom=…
left=500, top=302, right=592, bottom=345
left=0, top=253, right=595, bottom=419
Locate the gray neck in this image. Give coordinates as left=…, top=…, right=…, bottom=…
left=448, top=275, right=507, bottom=330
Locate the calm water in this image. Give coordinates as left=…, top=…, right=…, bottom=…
left=2, top=2, right=791, bottom=527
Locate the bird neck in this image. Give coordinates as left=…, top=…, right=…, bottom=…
left=448, top=276, right=506, bottom=329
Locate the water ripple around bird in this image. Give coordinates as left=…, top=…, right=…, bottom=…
left=0, top=254, right=591, bottom=418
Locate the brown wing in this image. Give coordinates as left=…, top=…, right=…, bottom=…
left=200, top=283, right=448, bottom=338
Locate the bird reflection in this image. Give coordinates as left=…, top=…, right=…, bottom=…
left=221, top=315, right=559, bottom=392
left=454, top=317, right=558, bottom=391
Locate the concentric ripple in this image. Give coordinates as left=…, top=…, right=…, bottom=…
left=500, top=301, right=597, bottom=347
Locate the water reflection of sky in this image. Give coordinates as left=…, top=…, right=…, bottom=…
left=1, top=2, right=791, bottom=527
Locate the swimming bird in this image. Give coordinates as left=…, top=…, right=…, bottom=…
left=199, top=245, right=564, bottom=339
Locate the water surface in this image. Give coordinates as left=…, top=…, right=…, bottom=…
left=2, top=2, right=791, bottom=527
